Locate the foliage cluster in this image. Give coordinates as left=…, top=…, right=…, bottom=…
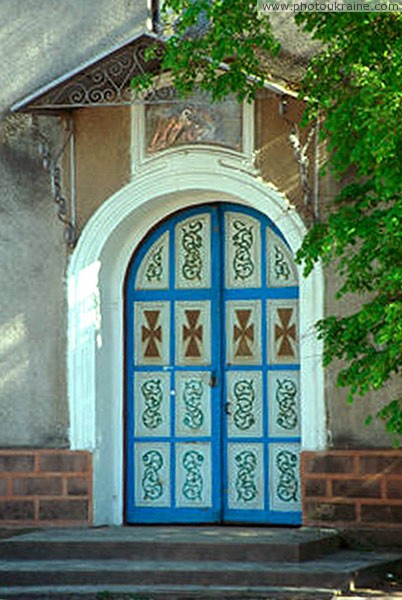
left=295, top=13, right=402, bottom=435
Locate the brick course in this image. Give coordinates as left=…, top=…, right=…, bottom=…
left=13, top=477, right=63, bottom=496
left=39, top=499, right=89, bottom=521
left=0, top=479, right=8, bottom=496
left=386, top=479, right=402, bottom=499
left=0, top=454, right=35, bottom=472
left=39, top=453, right=90, bottom=473
left=0, top=450, right=92, bottom=526
left=67, top=477, right=90, bottom=496
left=302, top=450, right=402, bottom=528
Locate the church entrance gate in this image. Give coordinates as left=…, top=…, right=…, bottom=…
left=125, top=203, right=301, bottom=524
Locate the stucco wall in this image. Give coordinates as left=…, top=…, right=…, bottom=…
left=73, top=107, right=131, bottom=232
left=0, top=104, right=131, bottom=448
left=318, top=171, right=401, bottom=448
left=0, top=115, right=68, bottom=447
left=0, top=0, right=146, bottom=448
left=255, top=92, right=316, bottom=225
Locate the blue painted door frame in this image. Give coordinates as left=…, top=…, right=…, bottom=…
left=125, top=203, right=301, bottom=524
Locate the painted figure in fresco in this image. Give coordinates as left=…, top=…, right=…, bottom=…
left=147, top=104, right=217, bottom=152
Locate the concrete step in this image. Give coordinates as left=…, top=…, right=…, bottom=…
left=0, top=551, right=399, bottom=591
left=0, top=527, right=400, bottom=599
left=0, top=583, right=337, bottom=599
left=0, top=526, right=342, bottom=563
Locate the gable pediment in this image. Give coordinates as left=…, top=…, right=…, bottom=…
left=12, top=33, right=163, bottom=113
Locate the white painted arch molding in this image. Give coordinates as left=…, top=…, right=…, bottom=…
left=67, top=147, right=326, bottom=525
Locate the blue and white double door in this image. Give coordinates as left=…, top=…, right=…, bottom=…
left=125, top=203, right=301, bottom=524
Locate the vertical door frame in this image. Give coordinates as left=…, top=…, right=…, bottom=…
left=67, top=148, right=326, bottom=525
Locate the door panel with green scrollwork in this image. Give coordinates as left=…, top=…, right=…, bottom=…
left=222, top=209, right=301, bottom=524
left=125, top=203, right=301, bottom=524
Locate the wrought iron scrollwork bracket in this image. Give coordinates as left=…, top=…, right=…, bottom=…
left=32, top=115, right=77, bottom=248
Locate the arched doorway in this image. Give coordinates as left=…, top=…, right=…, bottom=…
left=125, top=203, right=301, bottom=524
left=68, top=146, right=325, bottom=525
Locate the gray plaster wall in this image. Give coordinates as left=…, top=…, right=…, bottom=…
left=0, top=0, right=147, bottom=447
left=0, top=114, right=68, bottom=446
left=318, top=173, right=400, bottom=448
left=324, top=262, right=402, bottom=448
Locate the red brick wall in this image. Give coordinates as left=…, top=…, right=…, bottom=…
left=302, top=450, right=402, bottom=528
left=0, top=450, right=92, bottom=526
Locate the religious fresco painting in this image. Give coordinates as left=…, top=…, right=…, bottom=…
left=145, top=88, right=243, bottom=154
